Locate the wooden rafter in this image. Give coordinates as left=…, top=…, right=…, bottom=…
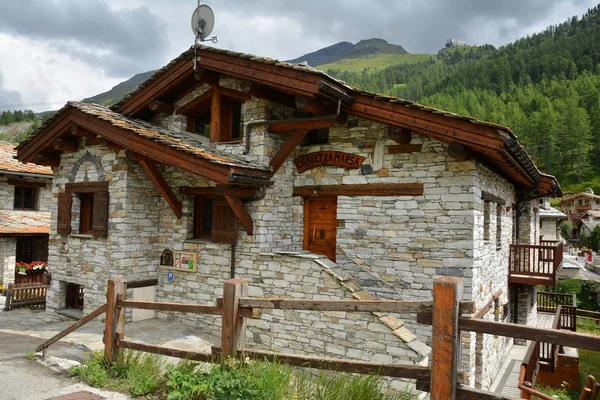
left=210, top=87, right=221, bottom=143
left=53, top=138, right=78, bottom=153
left=193, top=68, right=220, bottom=85
left=136, top=157, right=183, bottom=219
left=215, top=86, right=251, bottom=103
left=240, top=80, right=296, bottom=108
left=295, top=95, right=335, bottom=115
left=269, top=119, right=333, bottom=134
left=176, top=88, right=212, bottom=115
left=269, top=128, right=310, bottom=174
left=34, top=154, right=59, bottom=167
left=224, top=195, right=253, bottom=235
left=180, top=186, right=257, bottom=198
left=70, top=125, right=95, bottom=138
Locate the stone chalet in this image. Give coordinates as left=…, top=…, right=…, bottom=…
left=0, top=142, right=52, bottom=288
left=539, top=198, right=567, bottom=241
left=16, top=46, right=562, bottom=391
left=559, top=188, right=600, bottom=239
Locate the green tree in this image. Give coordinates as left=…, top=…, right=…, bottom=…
left=559, top=221, right=573, bottom=242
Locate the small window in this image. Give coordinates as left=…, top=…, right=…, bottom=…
left=193, top=111, right=211, bottom=137
left=193, top=196, right=237, bottom=243
left=16, top=238, right=35, bottom=263
left=14, top=186, right=37, bottom=210
left=79, top=193, right=94, bottom=234
left=483, top=200, right=491, bottom=241
left=496, top=205, right=502, bottom=250
left=302, top=128, right=329, bottom=146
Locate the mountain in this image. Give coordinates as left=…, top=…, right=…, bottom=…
left=324, top=7, right=600, bottom=194
left=82, top=70, right=157, bottom=106
left=287, top=41, right=353, bottom=67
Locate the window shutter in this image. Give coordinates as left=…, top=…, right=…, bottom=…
left=57, top=193, right=72, bottom=235
left=92, top=191, right=109, bottom=238
left=211, top=198, right=237, bottom=244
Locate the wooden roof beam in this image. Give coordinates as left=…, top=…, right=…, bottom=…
left=270, top=128, right=310, bottom=174
left=34, top=154, right=60, bottom=167
left=149, top=99, right=174, bottom=114
left=448, top=142, right=473, bottom=161
left=388, top=127, right=412, bottom=144
left=193, top=68, right=220, bottom=86
left=53, top=138, right=79, bottom=153
left=225, top=195, right=253, bottom=235
left=240, top=81, right=296, bottom=108
left=176, top=88, right=212, bottom=115
left=180, top=186, right=257, bottom=198
left=70, top=125, right=95, bottom=138
left=269, top=118, right=333, bottom=134
left=133, top=155, right=182, bottom=219
left=295, top=95, right=336, bottom=115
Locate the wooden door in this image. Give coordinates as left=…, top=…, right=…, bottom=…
left=304, top=197, right=337, bottom=261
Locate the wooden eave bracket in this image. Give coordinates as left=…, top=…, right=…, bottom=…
left=269, top=128, right=310, bottom=174
left=132, top=154, right=182, bottom=219
left=224, top=195, right=253, bottom=235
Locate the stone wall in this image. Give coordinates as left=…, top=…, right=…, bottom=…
left=540, top=218, right=559, bottom=240
left=0, top=237, right=16, bottom=286
left=0, top=175, right=52, bottom=212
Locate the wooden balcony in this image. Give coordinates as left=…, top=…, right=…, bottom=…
left=508, top=241, right=563, bottom=286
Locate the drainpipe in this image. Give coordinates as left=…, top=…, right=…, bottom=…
left=230, top=236, right=236, bottom=279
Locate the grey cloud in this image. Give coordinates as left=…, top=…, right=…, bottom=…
left=0, top=73, right=24, bottom=111
left=0, top=1, right=168, bottom=77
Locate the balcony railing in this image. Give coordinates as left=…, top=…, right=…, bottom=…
left=509, top=241, right=563, bottom=286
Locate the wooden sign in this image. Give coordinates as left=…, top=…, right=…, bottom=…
left=294, top=151, right=365, bottom=173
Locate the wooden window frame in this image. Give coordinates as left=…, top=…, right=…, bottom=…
left=79, top=193, right=94, bottom=235
left=192, top=195, right=237, bottom=243
left=61, top=181, right=109, bottom=238
left=185, top=87, right=247, bottom=143
left=13, top=185, right=38, bottom=210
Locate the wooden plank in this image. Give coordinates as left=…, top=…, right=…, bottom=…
left=118, top=339, right=216, bottom=363
left=295, top=95, right=335, bottom=115
left=224, top=195, right=253, bottom=235
left=448, top=142, right=472, bottom=161
left=126, top=279, right=158, bottom=289
left=65, top=181, right=108, bottom=193
left=36, top=303, right=108, bottom=352
left=212, top=346, right=431, bottom=379
left=388, top=126, right=412, bottom=144
left=179, top=186, right=257, bottom=199
left=138, top=159, right=183, bottom=219
left=104, top=277, right=126, bottom=364
left=193, top=68, right=220, bottom=86
left=3, top=283, right=12, bottom=311
left=240, top=80, right=296, bottom=108
left=238, top=298, right=475, bottom=314
left=6, top=180, right=47, bottom=188
left=459, top=318, right=600, bottom=351
left=430, top=277, right=462, bottom=400
left=210, top=87, right=221, bottom=143
left=269, top=129, right=310, bottom=173
left=215, top=86, right=251, bottom=102
left=148, top=99, right=174, bottom=114
left=118, top=299, right=259, bottom=319
left=482, top=191, right=506, bottom=205
left=222, top=279, right=247, bottom=357
left=269, top=119, right=333, bottom=134
left=293, top=183, right=424, bottom=197
left=388, top=144, right=422, bottom=154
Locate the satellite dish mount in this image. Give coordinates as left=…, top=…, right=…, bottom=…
left=191, top=1, right=218, bottom=71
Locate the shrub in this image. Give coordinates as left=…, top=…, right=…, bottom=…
left=559, top=221, right=573, bottom=242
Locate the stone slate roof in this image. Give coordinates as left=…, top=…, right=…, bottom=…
left=112, top=45, right=526, bottom=140
left=0, top=142, right=52, bottom=176
left=539, top=206, right=567, bottom=219
left=559, top=191, right=600, bottom=206
left=0, top=210, right=50, bottom=235
left=60, top=102, right=271, bottom=172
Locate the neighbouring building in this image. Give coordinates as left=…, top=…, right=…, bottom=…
left=16, top=46, right=562, bottom=391
left=539, top=198, right=567, bottom=241
left=558, top=189, right=600, bottom=239
left=0, top=142, right=52, bottom=288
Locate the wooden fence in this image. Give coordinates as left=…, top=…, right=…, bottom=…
left=3, top=283, right=48, bottom=311
left=508, top=241, right=563, bottom=286
left=537, top=291, right=575, bottom=313
left=34, top=276, right=600, bottom=400
left=14, top=269, right=48, bottom=286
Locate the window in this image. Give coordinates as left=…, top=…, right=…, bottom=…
left=79, top=193, right=94, bottom=234
left=185, top=86, right=247, bottom=143
left=193, top=196, right=237, bottom=243
left=496, top=205, right=503, bottom=250
left=302, top=128, right=330, bottom=146
left=58, top=182, right=109, bottom=238
left=13, top=186, right=37, bottom=210
left=16, top=238, right=35, bottom=263
left=483, top=200, right=491, bottom=241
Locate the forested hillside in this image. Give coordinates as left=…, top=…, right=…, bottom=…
left=326, top=6, right=600, bottom=193
left=0, top=109, right=40, bottom=143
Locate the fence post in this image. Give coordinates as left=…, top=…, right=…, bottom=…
left=221, top=279, right=247, bottom=357
left=4, top=283, right=12, bottom=311
left=104, top=277, right=126, bottom=364
left=431, top=276, right=463, bottom=400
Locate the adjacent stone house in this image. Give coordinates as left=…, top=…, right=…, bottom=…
left=0, top=142, right=52, bottom=288
left=539, top=198, right=567, bottom=241
left=559, top=188, right=600, bottom=239
left=16, top=46, right=562, bottom=391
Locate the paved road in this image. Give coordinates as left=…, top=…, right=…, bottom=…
left=563, top=254, right=600, bottom=282
left=0, top=331, right=128, bottom=400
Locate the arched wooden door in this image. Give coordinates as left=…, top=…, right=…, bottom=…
left=303, top=197, right=337, bottom=261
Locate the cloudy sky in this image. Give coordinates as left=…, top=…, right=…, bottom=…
left=0, top=0, right=597, bottom=112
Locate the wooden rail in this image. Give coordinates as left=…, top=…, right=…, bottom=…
left=4, top=283, right=48, bottom=311
left=508, top=241, right=563, bottom=286
left=537, top=291, right=575, bottom=313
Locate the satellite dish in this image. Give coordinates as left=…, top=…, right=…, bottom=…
left=191, top=4, right=215, bottom=41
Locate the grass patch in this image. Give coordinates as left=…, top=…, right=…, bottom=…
left=317, top=53, right=433, bottom=73
left=70, top=351, right=412, bottom=399
left=534, top=384, right=579, bottom=400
